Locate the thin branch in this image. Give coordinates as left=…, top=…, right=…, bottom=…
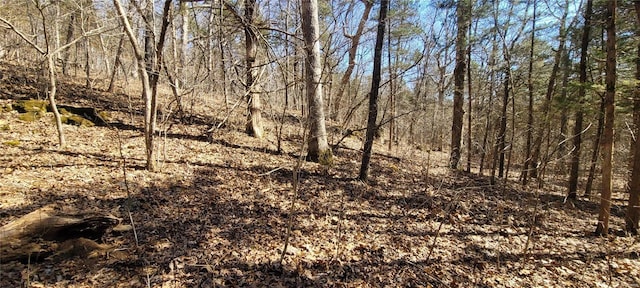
left=0, top=16, right=45, bottom=54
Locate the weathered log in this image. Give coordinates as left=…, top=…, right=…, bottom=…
left=0, top=206, right=120, bottom=262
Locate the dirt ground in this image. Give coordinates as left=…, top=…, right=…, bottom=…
left=1, top=61, right=639, bottom=287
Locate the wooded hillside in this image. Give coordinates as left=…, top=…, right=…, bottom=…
left=0, top=0, right=639, bottom=287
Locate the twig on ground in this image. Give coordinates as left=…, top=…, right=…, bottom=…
left=278, top=120, right=309, bottom=267
left=112, top=125, right=138, bottom=247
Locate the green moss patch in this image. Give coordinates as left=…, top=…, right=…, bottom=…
left=317, top=149, right=334, bottom=167
left=3, top=139, right=20, bottom=146
left=58, top=105, right=108, bottom=126
left=18, top=111, right=42, bottom=122
left=12, top=99, right=48, bottom=114
left=1, top=103, right=13, bottom=112
left=13, top=99, right=48, bottom=122
left=60, top=109, right=95, bottom=127
left=11, top=99, right=108, bottom=127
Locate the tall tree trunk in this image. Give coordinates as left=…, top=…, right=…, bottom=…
left=625, top=0, right=640, bottom=235
left=531, top=2, right=569, bottom=179
left=218, top=2, right=229, bottom=110
left=434, top=69, right=448, bottom=152
left=505, top=73, right=516, bottom=180
left=584, top=100, right=604, bottom=197
left=596, top=0, right=616, bottom=236
left=522, top=0, right=536, bottom=185
left=569, top=0, right=593, bottom=199
left=557, top=49, right=571, bottom=174
left=450, top=0, right=470, bottom=169
left=180, top=1, right=188, bottom=77
left=84, top=37, right=91, bottom=89
left=387, top=24, right=395, bottom=151
left=359, top=0, right=388, bottom=181
left=479, top=32, right=497, bottom=177
left=466, top=22, right=474, bottom=173
left=107, top=31, right=125, bottom=93
left=332, top=0, right=372, bottom=122
left=151, top=0, right=172, bottom=138
left=245, top=0, right=264, bottom=138
left=113, top=0, right=171, bottom=171
left=61, top=12, right=75, bottom=77
left=47, top=55, right=65, bottom=147
left=301, top=0, right=332, bottom=163
left=496, top=68, right=509, bottom=179
left=143, top=0, right=158, bottom=170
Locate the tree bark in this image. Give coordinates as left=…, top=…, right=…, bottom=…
left=569, top=0, right=593, bottom=198
left=625, top=0, right=640, bottom=235
left=302, top=0, right=332, bottom=163
left=584, top=99, right=603, bottom=197
left=84, top=37, right=91, bottom=89
left=596, top=0, right=616, bottom=236
left=450, top=0, right=470, bottom=169
left=0, top=206, right=119, bottom=262
left=332, top=0, right=372, bottom=122
left=479, top=32, right=497, bottom=177
left=107, top=31, right=125, bottom=93
left=114, top=0, right=156, bottom=171
left=61, top=12, right=75, bottom=77
left=466, top=19, right=474, bottom=173
left=496, top=68, right=509, bottom=179
left=522, top=0, right=536, bottom=185
left=245, top=0, right=263, bottom=138
left=359, top=0, right=388, bottom=181
left=557, top=48, right=571, bottom=175
left=531, top=4, right=569, bottom=179
left=47, top=55, right=65, bottom=147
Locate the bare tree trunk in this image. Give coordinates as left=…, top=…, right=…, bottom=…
left=479, top=32, right=497, bottom=176
left=569, top=0, right=593, bottom=199
left=557, top=50, right=571, bottom=175
left=302, top=0, right=332, bottom=163
left=84, top=37, right=91, bottom=89
left=47, top=55, right=65, bottom=147
left=359, top=0, right=388, bottom=181
left=332, top=0, right=372, bottom=122
left=531, top=3, right=569, bottom=179
left=172, top=0, right=187, bottom=108
left=585, top=99, right=604, bottom=197
left=387, top=24, right=395, bottom=151
left=596, top=0, right=616, bottom=236
left=506, top=75, right=516, bottom=180
left=625, top=0, right=640, bottom=235
left=466, top=23, right=474, bottom=173
left=496, top=68, right=509, bottom=179
left=62, top=12, right=75, bottom=77
left=277, top=0, right=292, bottom=154
left=218, top=3, right=228, bottom=110
left=522, top=0, right=536, bottom=185
left=450, top=0, right=470, bottom=169
left=107, top=31, right=125, bottom=93
left=245, top=0, right=264, bottom=138
left=114, top=0, right=156, bottom=171
left=434, top=74, right=447, bottom=151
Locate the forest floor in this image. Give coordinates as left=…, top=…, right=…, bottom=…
left=1, top=61, right=639, bottom=287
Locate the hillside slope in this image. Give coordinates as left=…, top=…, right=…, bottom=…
left=0, top=62, right=639, bottom=287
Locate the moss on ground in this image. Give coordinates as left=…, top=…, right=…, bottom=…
left=3, top=139, right=20, bottom=146
left=317, top=149, right=334, bottom=167
left=59, top=108, right=95, bottom=127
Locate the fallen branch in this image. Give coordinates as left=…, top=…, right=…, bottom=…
left=0, top=206, right=120, bottom=262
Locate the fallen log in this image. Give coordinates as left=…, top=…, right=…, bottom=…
left=0, top=206, right=120, bottom=262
